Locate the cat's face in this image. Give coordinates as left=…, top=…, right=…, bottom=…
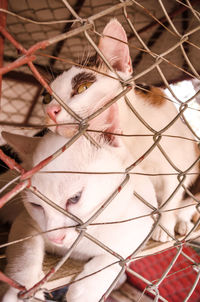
left=43, top=66, right=122, bottom=137
left=43, top=19, right=133, bottom=138
left=23, top=134, right=130, bottom=247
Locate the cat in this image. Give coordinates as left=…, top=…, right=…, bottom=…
left=42, top=19, right=200, bottom=242
left=1, top=130, right=157, bottom=302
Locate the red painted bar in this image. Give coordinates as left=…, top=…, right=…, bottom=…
left=0, top=149, right=24, bottom=172
left=0, top=271, right=26, bottom=291
left=28, top=61, right=52, bottom=93
left=20, top=155, right=53, bottom=181
left=0, top=24, right=27, bottom=55
left=0, top=55, right=36, bottom=76
left=19, top=267, right=55, bottom=299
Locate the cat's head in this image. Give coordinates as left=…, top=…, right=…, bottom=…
left=43, top=19, right=133, bottom=138
left=2, top=131, right=134, bottom=247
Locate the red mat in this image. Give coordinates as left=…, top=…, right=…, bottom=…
left=127, top=246, right=200, bottom=301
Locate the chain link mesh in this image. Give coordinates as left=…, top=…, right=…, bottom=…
left=0, top=0, right=200, bottom=301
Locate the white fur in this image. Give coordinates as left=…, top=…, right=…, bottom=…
left=2, top=132, right=157, bottom=302
left=44, top=19, right=199, bottom=242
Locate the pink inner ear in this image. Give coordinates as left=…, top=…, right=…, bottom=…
left=102, top=19, right=128, bottom=44
left=103, top=104, right=121, bottom=147
left=98, top=19, right=132, bottom=74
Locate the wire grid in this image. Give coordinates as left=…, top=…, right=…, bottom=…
left=0, top=0, right=200, bottom=301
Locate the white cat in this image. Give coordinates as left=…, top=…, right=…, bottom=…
left=2, top=131, right=157, bottom=302
left=43, top=19, right=199, bottom=242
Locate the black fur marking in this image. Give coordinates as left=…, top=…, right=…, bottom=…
left=34, top=128, right=49, bottom=137
left=0, top=145, right=21, bottom=174
left=0, top=129, right=49, bottom=174
left=71, top=72, right=96, bottom=91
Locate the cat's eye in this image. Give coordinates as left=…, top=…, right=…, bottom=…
left=30, top=202, right=43, bottom=209
left=42, top=92, right=52, bottom=105
left=76, top=82, right=93, bottom=94
left=67, top=191, right=82, bottom=206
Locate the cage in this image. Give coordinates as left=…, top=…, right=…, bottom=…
left=0, top=0, right=200, bottom=301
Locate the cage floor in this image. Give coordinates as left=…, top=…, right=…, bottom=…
left=0, top=223, right=151, bottom=302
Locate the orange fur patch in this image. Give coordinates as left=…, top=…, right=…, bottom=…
left=135, top=85, right=167, bottom=107
left=192, top=210, right=200, bottom=224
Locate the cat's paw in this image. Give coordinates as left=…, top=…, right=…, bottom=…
left=152, top=213, right=177, bottom=242
left=2, top=287, right=45, bottom=302
left=66, top=283, right=102, bottom=302
left=152, top=227, right=174, bottom=242
left=176, top=220, right=194, bottom=236
left=66, top=284, right=87, bottom=302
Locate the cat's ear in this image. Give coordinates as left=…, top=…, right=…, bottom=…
left=2, top=132, right=41, bottom=161
left=98, top=19, right=132, bottom=75
left=101, top=103, right=122, bottom=148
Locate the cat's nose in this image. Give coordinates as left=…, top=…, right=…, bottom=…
left=46, top=104, right=61, bottom=123
left=48, top=234, right=65, bottom=245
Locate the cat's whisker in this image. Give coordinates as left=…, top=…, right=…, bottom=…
left=4, top=197, right=22, bottom=204
left=0, top=170, right=19, bottom=179
left=83, top=48, right=91, bottom=67
left=0, top=175, right=20, bottom=194
left=80, top=48, right=86, bottom=67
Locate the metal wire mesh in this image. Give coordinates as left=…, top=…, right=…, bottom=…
left=0, top=0, right=200, bottom=301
